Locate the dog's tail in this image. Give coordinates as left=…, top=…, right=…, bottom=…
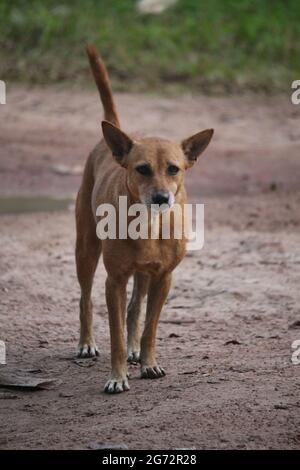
left=86, top=44, right=120, bottom=128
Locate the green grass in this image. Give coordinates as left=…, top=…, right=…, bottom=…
left=0, top=0, right=299, bottom=92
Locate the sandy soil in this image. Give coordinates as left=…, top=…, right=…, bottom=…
left=0, top=86, right=300, bottom=449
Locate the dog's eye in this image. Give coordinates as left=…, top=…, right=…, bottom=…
left=136, top=165, right=152, bottom=176
left=167, top=165, right=179, bottom=176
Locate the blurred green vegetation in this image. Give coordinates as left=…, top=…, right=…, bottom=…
left=0, top=0, right=299, bottom=93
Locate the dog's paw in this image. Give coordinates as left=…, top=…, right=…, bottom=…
left=127, top=350, right=140, bottom=364
left=104, top=376, right=130, bottom=394
left=77, top=342, right=99, bottom=358
left=141, top=365, right=166, bottom=379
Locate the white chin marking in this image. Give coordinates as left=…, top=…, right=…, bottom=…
left=168, top=191, right=175, bottom=208
left=158, top=204, right=170, bottom=214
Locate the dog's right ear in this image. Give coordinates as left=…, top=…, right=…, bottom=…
left=102, top=120, right=133, bottom=167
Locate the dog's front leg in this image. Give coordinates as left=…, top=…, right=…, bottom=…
left=104, top=274, right=130, bottom=393
left=140, top=272, right=172, bottom=379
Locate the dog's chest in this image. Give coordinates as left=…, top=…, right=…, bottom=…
left=133, top=238, right=186, bottom=274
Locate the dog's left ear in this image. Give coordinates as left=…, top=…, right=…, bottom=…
left=102, top=120, right=133, bottom=167
left=181, top=129, right=214, bottom=168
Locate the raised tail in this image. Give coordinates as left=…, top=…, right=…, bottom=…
left=86, top=44, right=120, bottom=128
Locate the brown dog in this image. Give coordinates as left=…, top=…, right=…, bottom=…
left=75, top=45, right=214, bottom=393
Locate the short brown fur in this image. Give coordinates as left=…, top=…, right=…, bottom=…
left=76, top=45, right=214, bottom=393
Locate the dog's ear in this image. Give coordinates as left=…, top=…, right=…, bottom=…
left=181, top=129, right=214, bottom=168
left=102, top=120, right=133, bottom=167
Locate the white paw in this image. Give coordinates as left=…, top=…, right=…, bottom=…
left=77, top=343, right=99, bottom=358
left=104, top=376, right=130, bottom=394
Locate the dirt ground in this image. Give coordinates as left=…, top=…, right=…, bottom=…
left=0, top=86, right=300, bottom=450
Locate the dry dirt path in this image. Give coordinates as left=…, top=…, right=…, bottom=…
left=0, top=87, right=299, bottom=449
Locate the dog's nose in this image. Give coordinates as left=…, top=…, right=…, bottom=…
left=152, top=191, right=170, bottom=206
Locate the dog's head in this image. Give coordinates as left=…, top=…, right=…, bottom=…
left=102, top=120, right=213, bottom=209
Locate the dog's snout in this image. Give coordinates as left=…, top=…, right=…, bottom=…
left=152, top=191, right=170, bottom=206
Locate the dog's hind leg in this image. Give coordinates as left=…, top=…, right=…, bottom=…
left=76, top=188, right=101, bottom=358
left=127, top=272, right=149, bottom=364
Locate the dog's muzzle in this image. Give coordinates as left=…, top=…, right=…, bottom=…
left=151, top=191, right=174, bottom=212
